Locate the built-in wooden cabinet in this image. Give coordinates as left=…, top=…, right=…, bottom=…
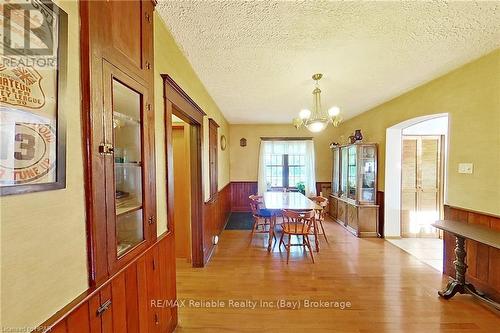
left=329, top=143, right=380, bottom=237
left=81, top=0, right=157, bottom=286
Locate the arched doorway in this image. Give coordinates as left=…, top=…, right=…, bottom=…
left=384, top=113, right=449, bottom=238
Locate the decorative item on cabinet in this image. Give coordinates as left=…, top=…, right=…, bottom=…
left=240, top=138, right=247, bottom=147
left=354, top=129, right=363, bottom=142
left=329, top=142, right=379, bottom=237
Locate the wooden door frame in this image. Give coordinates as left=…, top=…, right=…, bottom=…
left=162, top=75, right=206, bottom=267
left=400, top=134, right=445, bottom=238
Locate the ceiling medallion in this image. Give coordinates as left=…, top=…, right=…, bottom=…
left=293, top=73, right=342, bottom=133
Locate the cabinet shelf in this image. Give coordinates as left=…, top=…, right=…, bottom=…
left=113, top=111, right=140, bottom=126
left=116, top=202, right=142, bottom=217
left=115, top=162, right=142, bottom=167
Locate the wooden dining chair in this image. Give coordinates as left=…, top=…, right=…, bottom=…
left=309, top=196, right=329, bottom=243
left=279, top=209, right=316, bottom=264
left=249, top=195, right=275, bottom=239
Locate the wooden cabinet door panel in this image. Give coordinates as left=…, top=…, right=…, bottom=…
left=124, top=263, right=141, bottom=333
left=337, top=201, right=347, bottom=225
left=67, top=303, right=91, bottom=333
left=136, top=257, right=150, bottom=333
left=347, top=204, right=358, bottom=230
left=109, top=0, right=142, bottom=68
left=111, top=273, right=127, bottom=333
left=146, top=247, right=161, bottom=332
left=100, top=285, right=114, bottom=332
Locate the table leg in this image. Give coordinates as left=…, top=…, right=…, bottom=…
left=267, top=213, right=275, bottom=252
left=438, top=235, right=500, bottom=310
left=313, top=218, right=320, bottom=252
left=439, top=236, right=467, bottom=298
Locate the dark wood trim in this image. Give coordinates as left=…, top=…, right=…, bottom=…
left=162, top=74, right=206, bottom=124
left=260, top=137, right=313, bottom=141
left=208, top=118, right=220, bottom=128
left=445, top=205, right=500, bottom=219
left=164, top=75, right=205, bottom=268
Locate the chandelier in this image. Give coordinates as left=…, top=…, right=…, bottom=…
left=293, top=73, right=342, bottom=133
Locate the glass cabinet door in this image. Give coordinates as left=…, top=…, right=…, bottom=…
left=340, top=147, right=348, bottom=198
left=111, top=79, right=145, bottom=258
left=359, top=145, right=376, bottom=203
left=347, top=146, right=357, bottom=200
left=331, top=148, right=340, bottom=195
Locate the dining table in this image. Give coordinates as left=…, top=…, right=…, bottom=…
left=262, top=191, right=321, bottom=252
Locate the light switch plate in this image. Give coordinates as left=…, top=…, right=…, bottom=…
left=458, top=163, right=473, bottom=174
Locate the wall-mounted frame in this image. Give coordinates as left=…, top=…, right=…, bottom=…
left=0, top=1, right=67, bottom=196
left=220, top=134, right=227, bottom=151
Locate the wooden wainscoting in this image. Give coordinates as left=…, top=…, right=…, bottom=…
left=203, top=183, right=231, bottom=264
left=35, top=233, right=177, bottom=333
left=230, top=182, right=258, bottom=212
left=443, top=205, right=500, bottom=302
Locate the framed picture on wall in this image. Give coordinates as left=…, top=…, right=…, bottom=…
left=0, top=1, right=68, bottom=196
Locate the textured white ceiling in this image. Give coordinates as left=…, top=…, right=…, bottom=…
left=157, top=1, right=500, bottom=124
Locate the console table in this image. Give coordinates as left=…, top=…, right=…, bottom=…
left=432, top=220, right=500, bottom=310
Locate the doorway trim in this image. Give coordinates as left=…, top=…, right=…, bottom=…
left=384, top=113, right=448, bottom=238
left=162, top=74, right=206, bottom=267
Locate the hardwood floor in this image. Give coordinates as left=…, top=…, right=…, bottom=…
left=175, top=217, right=499, bottom=332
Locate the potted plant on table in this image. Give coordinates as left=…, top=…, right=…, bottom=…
left=296, top=182, right=306, bottom=195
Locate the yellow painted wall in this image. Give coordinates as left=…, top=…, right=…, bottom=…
left=0, top=1, right=88, bottom=329
left=230, top=50, right=500, bottom=215
left=154, top=13, right=231, bottom=235
left=334, top=49, right=499, bottom=215
left=229, top=125, right=337, bottom=182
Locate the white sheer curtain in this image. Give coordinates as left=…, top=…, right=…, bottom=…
left=257, top=140, right=317, bottom=196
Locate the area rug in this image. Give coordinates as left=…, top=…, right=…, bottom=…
left=225, top=212, right=254, bottom=230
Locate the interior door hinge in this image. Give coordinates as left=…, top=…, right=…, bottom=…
left=148, top=216, right=155, bottom=225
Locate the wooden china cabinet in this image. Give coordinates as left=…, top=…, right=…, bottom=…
left=329, top=143, right=380, bottom=237
left=81, top=0, right=157, bottom=285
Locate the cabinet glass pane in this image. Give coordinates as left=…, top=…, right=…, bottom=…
left=113, top=79, right=144, bottom=257
left=340, top=148, right=348, bottom=197
left=347, top=146, right=357, bottom=200
left=332, top=148, right=339, bottom=195
left=361, top=146, right=376, bottom=202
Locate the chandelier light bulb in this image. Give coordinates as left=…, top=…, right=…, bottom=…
left=328, top=106, right=340, bottom=117
left=299, top=109, right=311, bottom=120
left=307, top=121, right=327, bottom=133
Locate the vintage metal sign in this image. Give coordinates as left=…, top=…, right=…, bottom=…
left=0, top=0, right=66, bottom=195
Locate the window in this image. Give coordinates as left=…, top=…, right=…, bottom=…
left=264, top=154, right=306, bottom=188
left=258, top=140, right=316, bottom=195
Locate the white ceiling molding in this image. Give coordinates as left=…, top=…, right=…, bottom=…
left=157, top=1, right=499, bottom=124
